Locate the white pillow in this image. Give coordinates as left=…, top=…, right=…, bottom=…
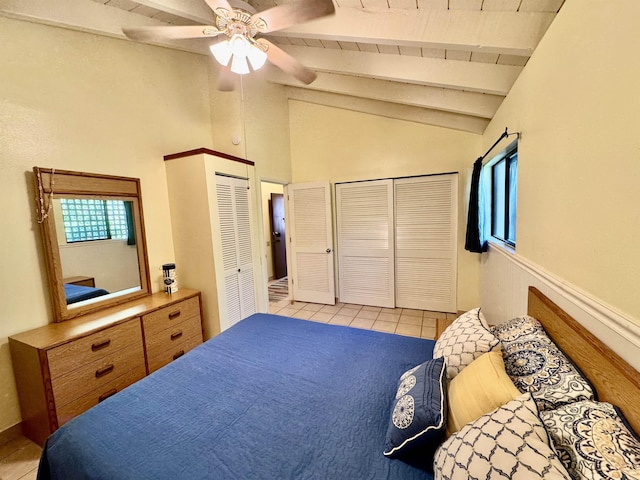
left=433, top=308, right=501, bottom=379
left=433, top=393, right=571, bottom=480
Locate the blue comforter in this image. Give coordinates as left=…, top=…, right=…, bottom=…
left=39, top=314, right=435, bottom=480
left=64, top=283, right=109, bottom=305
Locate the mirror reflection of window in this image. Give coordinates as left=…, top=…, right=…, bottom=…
left=60, top=199, right=136, bottom=245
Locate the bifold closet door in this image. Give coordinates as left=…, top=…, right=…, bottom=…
left=394, top=174, right=458, bottom=313
left=216, top=175, right=256, bottom=328
left=336, top=180, right=395, bottom=308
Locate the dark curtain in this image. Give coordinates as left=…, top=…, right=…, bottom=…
left=464, top=157, right=487, bottom=253
left=124, top=201, right=137, bottom=246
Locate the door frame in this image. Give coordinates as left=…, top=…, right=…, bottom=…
left=259, top=180, right=289, bottom=304
left=269, top=193, right=287, bottom=280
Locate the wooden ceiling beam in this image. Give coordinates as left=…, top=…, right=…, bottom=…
left=0, top=0, right=208, bottom=53
left=268, top=70, right=504, bottom=118
left=274, top=45, right=522, bottom=95
left=285, top=88, right=490, bottom=134
left=126, top=0, right=215, bottom=24
left=273, top=8, right=555, bottom=56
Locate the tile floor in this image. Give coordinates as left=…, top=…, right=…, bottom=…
left=0, top=427, right=40, bottom=480
left=269, top=299, right=460, bottom=340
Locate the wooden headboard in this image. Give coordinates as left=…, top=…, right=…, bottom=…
left=527, top=287, right=640, bottom=433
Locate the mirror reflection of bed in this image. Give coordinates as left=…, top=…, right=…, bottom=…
left=62, top=276, right=109, bottom=305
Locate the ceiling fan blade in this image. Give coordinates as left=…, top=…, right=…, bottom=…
left=122, top=25, right=222, bottom=41
left=251, top=0, right=335, bottom=33
left=203, top=0, right=233, bottom=15
left=257, top=39, right=317, bottom=85
left=218, top=64, right=236, bottom=91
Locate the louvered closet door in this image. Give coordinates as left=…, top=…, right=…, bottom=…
left=394, top=174, right=458, bottom=313
left=216, top=175, right=256, bottom=330
left=288, top=182, right=335, bottom=305
left=336, top=180, right=395, bottom=308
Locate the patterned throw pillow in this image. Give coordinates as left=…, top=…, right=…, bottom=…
left=433, top=308, right=501, bottom=379
left=384, top=357, right=448, bottom=462
left=540, top=401, right=640, bottom=480
left=491, top=315, right=546, bottom=341
left=433, top=393, right=571, bottom=480
left=492, top=316, right=596, bottom=411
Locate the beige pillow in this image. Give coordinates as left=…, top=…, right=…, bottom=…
left=447, top=350, right=521, bottom=435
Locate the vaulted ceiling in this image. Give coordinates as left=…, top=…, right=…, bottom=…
left=1, top=0, right=564, bottom=133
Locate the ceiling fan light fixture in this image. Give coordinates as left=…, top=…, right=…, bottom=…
left=230, top=53, right=251, bottom=75
left=246, top=45, right=267, bottom=70
left=210, top=41, right=233, bottom=66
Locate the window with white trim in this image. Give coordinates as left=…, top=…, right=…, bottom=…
left=490, top=147, right=518, bottom=246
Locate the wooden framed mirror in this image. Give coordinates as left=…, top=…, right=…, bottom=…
left=34, top=167, right=151, bottom=322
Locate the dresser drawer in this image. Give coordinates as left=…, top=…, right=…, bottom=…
left=142, top=296, right=200, bottom=338
left=47, top=320, right=142, bottom=379
left=56, top=364, right=146, bottom=426
left=144, top=315, right=202, bottom=360
left=51, top=340, right=145, bottom=408
left=147, top=334, right=202, bottom=374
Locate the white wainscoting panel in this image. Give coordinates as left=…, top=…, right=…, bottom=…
left=480, top=242, right=640, bottom=372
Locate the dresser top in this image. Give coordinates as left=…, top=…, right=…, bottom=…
left=10, top=289, right=200, bottom=350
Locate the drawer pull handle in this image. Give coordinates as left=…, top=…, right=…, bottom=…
left=91, top=339, right=111, bottom=351
left=170, top=331, right=183, bottom=341
left=95, top=364, right=115, bottom=378
left=98, top=389, right=118, bottom=402
left=173, top=350, right=185, bottom=360
left=168, top=310, right=181, bottom=320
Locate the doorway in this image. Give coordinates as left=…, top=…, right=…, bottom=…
left=261, top=181, right=288, bottom=303
left=270, top=193, right=287, bottom=280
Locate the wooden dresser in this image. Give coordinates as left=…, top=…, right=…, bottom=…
left=9, top=289, right=203, bottom=446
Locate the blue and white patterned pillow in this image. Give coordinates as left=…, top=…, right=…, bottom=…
left=491, top=315, right=546, bottom=341
left=384, top=357, right=447, bottom=462
left=540, top=401, right=640, bottom=480
left=493, top=316, right=596, bottom=411
left=434, top=393, right=571, bottom=480
left=433, top=308, right=501, bottom=379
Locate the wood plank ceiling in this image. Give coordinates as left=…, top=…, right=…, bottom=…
left=1, top=0, right=565, bottom=133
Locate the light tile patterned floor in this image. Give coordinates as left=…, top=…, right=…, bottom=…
left=0, top=426, right=40, bottom=480
left=269, top=299, right=460, bottom=340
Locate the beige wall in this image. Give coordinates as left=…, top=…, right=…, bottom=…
left=0, top=17, right=213, bottom=432
left=483, top=0, right=640, bottom=323
left=288, top=101, right=482, bottom=310
left=209, top=68, right=292, bottom=184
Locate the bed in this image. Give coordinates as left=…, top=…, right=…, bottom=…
left=64, top=283, right=110, bottom=305
left=37, top=288, right=640, bottom=480
left=38, top=313, right=437, bottom=480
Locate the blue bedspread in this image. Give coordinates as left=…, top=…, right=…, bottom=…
left=64, top=283, right=109, bottom=305
left=39, top=314, right=436, bottom=480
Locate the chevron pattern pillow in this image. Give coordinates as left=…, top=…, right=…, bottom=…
left=433, top=308, right=501, bottom=379
left=433, top=393, right=571, bottom=480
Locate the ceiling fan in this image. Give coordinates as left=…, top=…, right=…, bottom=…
left=122, top=0, right=335, bottom=91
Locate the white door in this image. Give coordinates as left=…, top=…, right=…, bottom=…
left=394, top=174, right=458, bottom=312
left=216, top=175, right=256, bottom=329
left=336, top=180, right=395, bottom=308
left=287, top=182, right=335, bottom=305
